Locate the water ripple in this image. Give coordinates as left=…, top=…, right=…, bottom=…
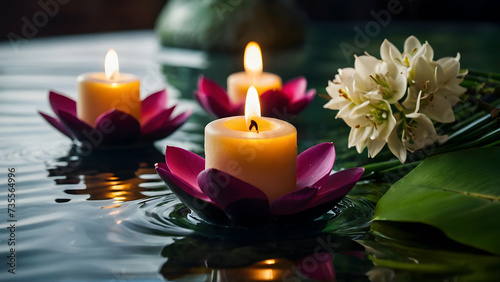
left=121, top=189, right=374, bottom=243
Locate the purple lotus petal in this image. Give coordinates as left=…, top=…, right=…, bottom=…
left=198, top=76, right=229, bottom=102
left=198, top=169, right=268, bottom=209
left=194, top=89, right=242, bottom=118
left=194, top=75, right=316, bottom=119
left=49, top=91, right=76, bottom=118
left=270, top=186, right=318, bottom=215
left=282, top=77, right=307, bottom=103
left=193, top=90, right=215, bottom=115
left=142, top=106, right=176, bottom=135
left=198, top=169, right=270, bottom=225
left=38, top=111, right=72, bottom=138
left=167, top=110, right=192, bottom=128
left=165, top=146, right=205, bottom=193
left=142, top=89, right=167, bottom=125
left=194, top=90, right=224, bottom=117
left=259, top=90, right=290, bottom=118
left=195, top=76, right=244, bottom=118
left=141, top=109, right=192, bottom=142
left=42, top=88, right=189, bottom=147
left=153, top=143, right=364, bottom=226
left=308, top=167, right=365, bottom=208
left=278, top=167, right=363, bottom=222
left=156, top=162, right=212, bottom=203
left=276, top=167, right=364, bottom=222
left=156, top=163, right=228, bottom=223
left=94, top=110, right=141, bottom=146
left=58, top=110, right=95, bottom=142
left=297, top=142, right=336, bottom=190
left=289, top=88, right=316, bottom=114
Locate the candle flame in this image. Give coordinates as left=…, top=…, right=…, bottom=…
left=244, top=42, right=263, bottom=76
left=105, top=49, right=119, bottom=80
left=245, top=86, right=261, bottom=131
left=263, top=259, right=276, bottom=265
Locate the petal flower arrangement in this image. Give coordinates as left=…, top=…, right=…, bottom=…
left=155, top=142, right=364, bottom=226
left=324, top=35, right=467, bottom=163
left=194, top=75, right=316, bottom=119
left=39, top=89, right=191, bottom=147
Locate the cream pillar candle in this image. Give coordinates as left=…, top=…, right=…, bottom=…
left=77, top=49, right=141, bottom=126
left=204, top=87, right=297, bottom=202
left=227, top=42, right=282, bottom=103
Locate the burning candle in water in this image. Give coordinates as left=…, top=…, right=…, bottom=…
left=226, top=42, right=282, bottom=103
left=77, top=49, right=141, bottom=126
left=204, top=86, right=297, bottom=202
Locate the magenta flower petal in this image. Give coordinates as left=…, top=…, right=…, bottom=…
left=194, top=75, right=315, bottom=119
left=141, top=89, right=167, bottom=125
left=165, top=146, right=205, bottom=192
left=282, top=77, right=307, bottom=103
left=283, top=167, right=364, bottom=221
left=38, top=111, right=72, bottom=138
left=198, top=75, right=229, bottom=102
left=156, top=145, right=363, bottom=226
left=289, top=88, right=316, bottom=114
left=142, top=110, right=192, bottom=142
left=309, top=167, right=365, bottom=208
left=58, top=110, right=95, bottom=142
left=259, top=90, right=290, bottom=118
left=41, top=89, right=190, bottom=147
left=198, top=169, right=270, bottom=225
left=155, top=163, right=228, bottom=223
left=156, top=162, right=211, bottom=203
left=198, top=169, right=268, bottom=209
left=194, top=86, right=242, bottom=117
left=297, top=142, right=336, bottom=190
left=270, top=186, right=318, bottom=215
left=94, top=110, right=141, bottom=146
left=167, top=110, right=192, bottom=128
left=142, top=106, right=176, bottom=135
left=193, top=90, right=213, bottom=114
left=49, top=91, right=76, bottom=118
left=194, top=90, right=224, bottom=117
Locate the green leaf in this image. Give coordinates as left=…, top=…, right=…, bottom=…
left=360, top=221, right=500, bottom=281
left=372, top=147, right=500, bottom=255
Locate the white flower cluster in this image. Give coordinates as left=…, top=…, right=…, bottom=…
left=324, top=36, right=468, bottom=163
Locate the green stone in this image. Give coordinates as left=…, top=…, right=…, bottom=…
left=155, top=0, right=306, bottom=51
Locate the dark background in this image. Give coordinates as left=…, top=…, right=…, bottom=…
left=1, top=0, right=498, bottom=41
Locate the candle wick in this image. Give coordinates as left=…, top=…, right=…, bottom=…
left=249, top=119, right=259, bottom=133
left=109, top=70, right=118, bottom=80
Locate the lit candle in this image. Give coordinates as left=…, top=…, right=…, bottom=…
left=226, top=42, right=282, bottom=103
left=77, top=49, right=141, bottom=126
left=205, top=86, right=296, bottom=202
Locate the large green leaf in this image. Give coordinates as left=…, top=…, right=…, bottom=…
left=372, top=147, right=500, bottom=255
left=360, top=222, right=500, bottom=281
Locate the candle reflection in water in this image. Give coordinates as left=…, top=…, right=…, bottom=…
left=216, top=254, right=337, bottom=281
left=158, top=233, right=369, bottom=281
left=46, top=145, right=166, bottom=208
left=216, top=258, right=295, bottom=281
left=67, top=172, right=151, bottom=209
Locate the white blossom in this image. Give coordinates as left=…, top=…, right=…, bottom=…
left=324, top=35, right=467, bottom=163
left=344, top=100, right=397, bottom=158
left=388, top=112, right=438, bottom=163
left=403, top=53, right=467, bottom=123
